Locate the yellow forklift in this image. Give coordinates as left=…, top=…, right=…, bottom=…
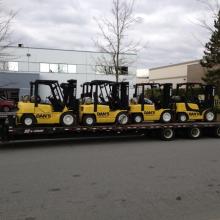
left=17, top=79, right=78, bottom=127
left=173, top=83, right=216, bottom=122
left=80, top=80, right=129, bottom=126
left=130, top=83, right=173, bottom=123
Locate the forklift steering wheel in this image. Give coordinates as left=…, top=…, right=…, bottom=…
left=31, top=95, right=41, bottom=103
left=99, top=95, right=106, bottom=104
left=47, top=95, right=53, bottom=103
left=36, top=95, right=41, bottom=103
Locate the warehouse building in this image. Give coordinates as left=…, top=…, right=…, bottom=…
left=137, top=60, right=206, bottom=86
left=0, top=45, right=137, bottom=98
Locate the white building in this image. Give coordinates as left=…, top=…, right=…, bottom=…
left=136, top=60, right=206, bottom=86
left=0, top=45, right=137, bottom=97
left=136, top=68, right=149, bottom=83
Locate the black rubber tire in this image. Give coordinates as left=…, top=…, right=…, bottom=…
left=132, top=114, right=143, bottom=124
left=214, top=127, right=220, bottom=138
left=204, top=110, right=216, bottom=122
left=160, top=111, right=172, bottom=123
left=60, top=112, right=75, bottom=127
left=177, top=112, right=188, bottom=123
left=116, top=112, right=129, bottom=125
left=21, top=114, right=36, bottom=127
left=160, top=128, right=175, bottom=141
left=82, top=115, right=96, bottom=126
left=187, top=127, right=201, bottom=139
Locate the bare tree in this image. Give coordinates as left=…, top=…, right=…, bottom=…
left=197, top=0, right=220, bottom=95
left=0, top=0, right=16, bottom=60
left=94, top=0, right=141, bottom=82
left=196, top=0, right=220, bottom=33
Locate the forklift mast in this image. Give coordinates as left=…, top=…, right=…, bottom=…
left=160, top=83, right=173, bottom=109
left=60, top=79, right=79, bottom=113
left=204, top=84, right=216, bottom=108
left=110, top=82, right=129, bottom=110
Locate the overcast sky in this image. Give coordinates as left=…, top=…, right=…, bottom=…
left=3, top=0, right=216, bottom=68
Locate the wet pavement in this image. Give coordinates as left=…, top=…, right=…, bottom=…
left=0, top=136, right=220, bottom=220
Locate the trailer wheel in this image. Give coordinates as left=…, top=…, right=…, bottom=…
left=133, top=114, right=143, bottom=123
left=21, top=114, right=36, bottom=127
left=83, top=115, right=96, bottom=126
left=214, top=127, right=220, bottom=138
left=204, top=110, right=215, bottom=122
left=116, top=112, right=129, bottom=125
left=177, top=113, right=188, bottom=123
left=160, top=111, right=172, bottom=123
left=60, top=112, right=75, bottom=127
left=188, top=127, right=201, bottom=139
left=160, top=128, right=175, bottom=141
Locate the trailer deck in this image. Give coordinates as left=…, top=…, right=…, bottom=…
left=0, top=112, right=220, bottom=142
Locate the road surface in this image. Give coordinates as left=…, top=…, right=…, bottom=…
left=0, top=136, right=220, bottom=220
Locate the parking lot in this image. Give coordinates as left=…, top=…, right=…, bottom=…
left=0, top=136, right=220, bottom=220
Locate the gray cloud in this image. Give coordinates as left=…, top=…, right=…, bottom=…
left=3, top=0, right=216, bottom=68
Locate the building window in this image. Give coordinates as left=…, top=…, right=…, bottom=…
left=58, top=64, right=68, bottom=73
left=96, top=65, right=105, bottom=75
left=96, top=65, right=128, bottom=75
left=0, top=62, right=7, bottom=71
left=40, top=63, right=49, bottom=72
left=8, top=62, right=18, bottom=71
left=0, top=61, right=18, bottom=71
left=118, top=66, right=128, bottom=75
left=96, top=66, right=115, bottom=75
left=49, top=64, right=58, bottom=73
left=40, top=63, right=76, bottom=73
left=68, top=64, right=76, bottom=73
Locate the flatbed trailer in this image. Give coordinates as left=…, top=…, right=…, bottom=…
left=0, top=112, right=220, bottom=142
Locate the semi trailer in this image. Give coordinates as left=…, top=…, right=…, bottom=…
left=0, top=112, right=219, bottom=143
left=0, top=79, right=219, bottom=143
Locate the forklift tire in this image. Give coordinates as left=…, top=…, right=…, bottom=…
left=177, top=113, right=188, bottom=123
left=187, top=127, right=201, bottom=139
left=21, top=114, right=36, bottom=127
left=60, top=112, right=75, bottom=127
left=204, top=110, right=215, bottom=122
left=116, top=112, right=129, bottom=125
left=83, top=115, right=96, bottom=126
left=160, top=111, right=172, bottom=123
left=133, top=114, right=143, bottom=124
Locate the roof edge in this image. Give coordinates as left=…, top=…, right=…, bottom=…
left=149, top=59, right=201, bottom=71
left=6, top=45, right=137, bottom=56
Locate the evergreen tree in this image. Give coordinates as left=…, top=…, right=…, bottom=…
left=201, top=10, right=220, bottom=95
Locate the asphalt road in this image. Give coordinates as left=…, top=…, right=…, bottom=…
left=0, top=136, right=220, bottom=220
